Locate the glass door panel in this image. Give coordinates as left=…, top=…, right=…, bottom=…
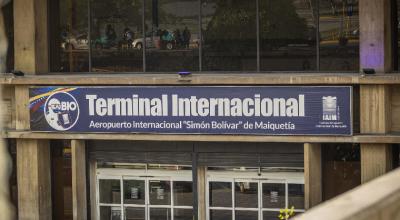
left=234, top=181, right=258, bottom=208
left=91, top=0, right=144, bottom=72
left=207, top=175, right=304, bottom=220
left=98, top=169, right=193, bottom=220
left=288, top=183, right=305, bottom=209
left=263, top=211, right=279, bottom=220
left=125, top=207, right=145, bottom=220
left=210, top=210, right=232, bottom=220
left=262, top=183, right=286, bottom=209
left=99, top=206, right=121, bottom=220
left=235, top=210, right=258, bottom=220
left=149, top=180, right=171, bottom=205
left=124, top=180, right=146, bottom=205
left=99, top=179, right=121, bottom=204
left=173, top=181, right=193, bottom=207
left=174, top=208, right=193, bottom=220
left=209, top=182, right=232, bottom=207
left=149, top=208, right=171, bottom=220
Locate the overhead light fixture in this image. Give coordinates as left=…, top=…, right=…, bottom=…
left=11, top=70, right=25, bottom=77
left=362, top=68, right=375, bottom=75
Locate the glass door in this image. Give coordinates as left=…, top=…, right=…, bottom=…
left=207, top=178, right=305, bottom=220
left=261, top=180, right=286, bottom=220
left=98, top=175, right=193, bottom=220
left=148, top=177, right=172, bottom=220
left=208, top=180, right=233, bottom=220
left=123, top=177, right=147, bottom=220
left=98, top=177, right=123, bottom=220
left=234, top=180, right=259, bottom=220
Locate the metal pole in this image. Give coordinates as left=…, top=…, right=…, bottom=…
left=198, top=0, right=202, bottom=72
left=316, top=0, right=320, bottom=71
left=88, top=0, right=92, bottom=72
left=256, top=0, right=260, bottom=72
left=142, top=0, right=146, bottom=72
left=192, top=151, right=199, bottom=220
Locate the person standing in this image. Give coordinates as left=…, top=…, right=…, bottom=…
left=182, top=26, right=191, bottom=49
left=105, top=24, right=117, bottom=47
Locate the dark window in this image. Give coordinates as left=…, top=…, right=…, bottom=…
left=51, top=0, right=360, bottom=73
left=124, top=180, right=146, bottom=205
left=149, top=180, right=171, bottom=205
left=235, top=211, right=258, bottom=220
left=288, top=184, right=304, bottom=209
left=262, top=183, right=285, bottom=208
left=145, top=0, right=199, bottom=71
left=51, top=140, right=73, bottom=220
left=259, top=0, right=317, bottom=71
left=174, top=209, right=193, bottom=220
left=210, top=210, right=232, bottom=220
left=51, top=0, right=89, bottom=72
left=99, top=179, right=121, bottom=204
left=263, top=211, right=280, bottom=220
left=319, top=0, right=359, bottom=71
left=209, top=182, right=232, bottom=207
left=202, top=0, right=257, bottom=71
left=91, top=0, right=144, bottom=72
left=173, top=181, right=193, bottom=206
left=322, top=143, right=361, bottom=200
left=235, top=182, right=258, bottom=208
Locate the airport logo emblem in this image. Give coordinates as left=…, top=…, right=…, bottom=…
left=44, top=91, right=79, bottom=131
left=322, top=96, right=338, bottom=121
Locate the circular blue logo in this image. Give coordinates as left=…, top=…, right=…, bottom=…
left=44, top=91, right=80, bottom=131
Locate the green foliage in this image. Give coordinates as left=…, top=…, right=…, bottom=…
left=259, top=0, right=308, bottom=40
left=204, top=0, right=256, bottom=41
left=278, top=206, right=295, bottom=220
left=92, top=0, right=143, bottom=27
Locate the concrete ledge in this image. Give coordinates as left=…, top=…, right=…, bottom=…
left=1, top=73, right=400, bottom=85
left=293, top=168, right=400, bottom=220
left=3, top=130, right=400, bottom=143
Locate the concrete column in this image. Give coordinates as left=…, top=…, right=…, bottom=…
left=71, top=140, right=87, bottom=220
left=360, top=85, right=392, bottom=183
left=14, top=0, right=51, bottom=218
left=89, top=160, right=97, bottom=220
left=14, top=0, right=49, bottom=74
left=359, top=0, right=394, bottom=183
left=359, top=0, right=393, bottom=73
left=197, top=166, right=206, bottom=220
left=304, top=143, right=322, bottom=209
left=17, top=139, right=51, bottom=220
left=15, top=84, right=52, bottom=220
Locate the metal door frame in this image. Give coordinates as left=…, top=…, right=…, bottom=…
left=206, top=172, right=305, bottom=220
left=96, top=168, right=192, bottom=220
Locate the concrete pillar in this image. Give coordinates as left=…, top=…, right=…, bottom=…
left=304, top=143, right=322, bottom=209
left=71, top=140, right=87, bottom=220
left=14, top=0, right=51, bottom=218
left=17, top=139, right=51, bottom=220
left=359, top=0, right=393, bottom=183
left=359, top=0, right=393, bottom=73
left=197, top=165, right=206, bottom=220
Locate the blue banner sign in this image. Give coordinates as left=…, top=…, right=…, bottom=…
left=29, top=86, right=352, bottom=135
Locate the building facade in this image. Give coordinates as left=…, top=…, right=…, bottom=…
left=1, top=0, right=400, bottom=220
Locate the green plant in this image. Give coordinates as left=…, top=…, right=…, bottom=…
left=278, top=206, right=295, bottom=220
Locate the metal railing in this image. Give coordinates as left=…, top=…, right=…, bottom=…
left=294, top=168, right=400, bottom=220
